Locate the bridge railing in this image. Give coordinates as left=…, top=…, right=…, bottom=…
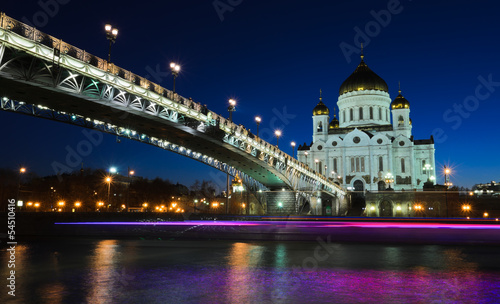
left=0, top=12, right=344, bottom=195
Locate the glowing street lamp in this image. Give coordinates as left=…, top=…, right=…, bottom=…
left=104, top=24, right=118, bottom=63
left=255, top=116, right=261, bottom=137
left=105, top=176, right=112, bottom=208
left=228, top=99, right=236, bottom=122
left=444, top=166, right=453, bottom=188
left=75, top=202, right=81, bottom=208
left=170, top=62, right=181, bottom=94
left=17, top=167, right=26, bottom=207
left=291, top=141, right=296, bottom=158
left=423, top=163, right=433, bottom=182
left=385, top=172, right=394, bottom=189
left=304, top=151, right=308, bottom=164
left=275, top=130, right=281, bottom=148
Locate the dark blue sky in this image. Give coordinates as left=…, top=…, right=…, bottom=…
left=1, top=0, right=499, bottom=188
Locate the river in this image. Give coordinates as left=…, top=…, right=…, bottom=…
left=1, top=237, right=500, bottom=303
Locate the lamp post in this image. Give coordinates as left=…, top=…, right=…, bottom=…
left=443, top=166, right=452, bottom=217
left=228, top=99, right=236, bottom=122
left=304, top=152, right=308, bottom=165
left=384, top=172, right=394, bottom=190
left=255, top=116, right=261, bottom=137
left=126, top=167, right=134, bottom=212
left=58, top=201, right=65, bottom=212
left=423, top=163, right=433, bottom=182
left=104, top=24, right=118, bottom=64
left=275, top=130, right=281, bottom=148
left=170, top=62, right=181, bottom=94
left=105, top=176, right=112, bottom=211
left=444, top=166, right=453, bottom=188
left=291, top=141, right=296, bottom=158
left=17, top=167, right=26, bottom=208
left=315, top=159, right=319, bottom=172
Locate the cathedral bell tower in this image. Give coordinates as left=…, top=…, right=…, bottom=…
left=391, top=84, right=412, bottom=138
left=312, top=90, right=330, bottom=143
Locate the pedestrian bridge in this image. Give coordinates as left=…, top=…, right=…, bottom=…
left=0, top=13, right=346, bottom=214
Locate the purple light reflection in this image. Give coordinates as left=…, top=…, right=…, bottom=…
left=54, top=220, right=500, bottom=230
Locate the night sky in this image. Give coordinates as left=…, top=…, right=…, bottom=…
left=1, top=0, right=499, bottom=189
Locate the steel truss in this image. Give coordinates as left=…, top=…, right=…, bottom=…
left=0, top=15, right=346, bottom=212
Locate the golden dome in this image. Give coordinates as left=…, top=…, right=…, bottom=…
left=329, top=116, right=339, bottom=129
left=329, top=108, right=339, bottom=129
left=339, top=57, right=388, bottom=96
left=313, top=90, right=329, bottom=116
left=391, top=89, right=410, bottom=109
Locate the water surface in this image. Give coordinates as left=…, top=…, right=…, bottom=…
left=1, top=238, right=500, bottom=303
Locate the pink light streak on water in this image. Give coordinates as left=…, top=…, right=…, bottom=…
left=54, top=221, right=500, bottom=230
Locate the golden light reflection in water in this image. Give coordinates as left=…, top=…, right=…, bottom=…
left=85, top=240, right=120, bottom=303
left=226, top=242, right=265, bottom=302
left=40, top=282, right=65, bottom=304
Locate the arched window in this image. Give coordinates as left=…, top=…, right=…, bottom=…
left=386, top=109, right=389, bottom=121
left=401, top=158, right=406, bottom=173
left=379, top=107, right=382, bottom=120
left=379, top=156, right=383, bottom=171
left=317, top=121, right=323, bottom=132
left=422, top=160, right=426, bottom=174
left=342, top=110, right=346, bottom=123
left=350, top=109, right=353, bottom=121
left=333, top=158, right=338, bottom=173
left=359, top=108, right=363, bottom=120
left=370, top=107, right=373, bottom=119
left=398, top=115, right=404, bottom=126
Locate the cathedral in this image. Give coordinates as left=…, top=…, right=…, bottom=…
left=297, top=53, right=436, bottom=192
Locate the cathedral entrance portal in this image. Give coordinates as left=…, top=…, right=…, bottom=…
left=348, top=180, right=365, bottom=216
left=379, top=200, right=393, bottom=217
left=353, top=180, right=364, bottom=192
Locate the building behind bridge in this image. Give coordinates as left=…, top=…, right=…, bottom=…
left=297, top=53, right=438, bottom=216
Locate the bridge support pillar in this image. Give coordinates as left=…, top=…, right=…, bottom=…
left=266, top=190, right=297, bottom=215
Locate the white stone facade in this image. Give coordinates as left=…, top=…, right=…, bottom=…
left=298, top=89, right=436, bottom=192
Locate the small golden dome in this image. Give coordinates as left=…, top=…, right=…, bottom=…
left=329, top=108, right=339, bottom=129
left=339, top=57, right=388, bottom=96
left=329, top=116, right=339, bottom=129
left=313, top=90, right=330, bottom=116
left=391, top=89, right=410, bottom=109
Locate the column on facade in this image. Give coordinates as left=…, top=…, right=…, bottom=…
left=388, top=144, right=394, bottom=188
left=342, top=145, right=347, bottom=188
left=410, top=146, right=416, bottom=188
left=368, top=145, right=374, bottom=191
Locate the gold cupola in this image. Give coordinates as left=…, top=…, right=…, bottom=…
left=329, top=108, right=339, bottom=129
left=339, top=50, right=388, bottom=96
left=391, top=84, right=410, bottom=109
left=313, top=89, right=330, bottom=116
